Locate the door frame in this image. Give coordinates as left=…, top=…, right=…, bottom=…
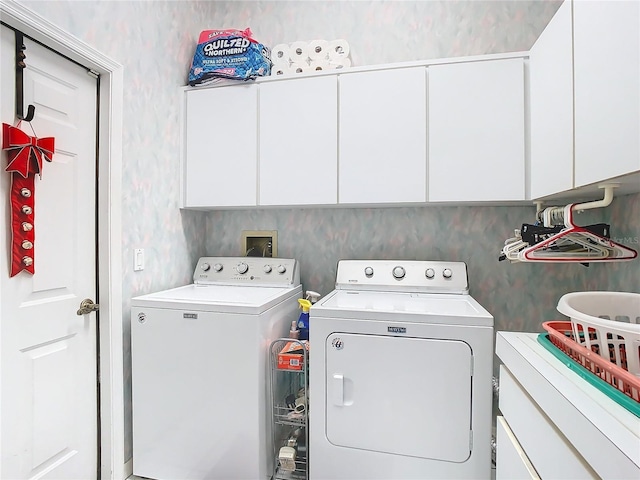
left=0, top=1, right=126, bottom=479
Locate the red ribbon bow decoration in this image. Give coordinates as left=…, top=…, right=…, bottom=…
left=2, top=123, right=55, bottom=277
left=3, top=123, right=54, bottom=177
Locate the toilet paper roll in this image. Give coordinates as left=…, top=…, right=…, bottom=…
left=328, top=39, right=350, bottom=60
left=308, top=39, right=329, bottom=60
left=309, top=58, right=330, bottom=72
left=271, top=64, right=291, bottom=76
left=290, top=61, right=312, bottom=74
left=271, top=43, right=290, bottom=65
left=289, top=41, right=310, bottom=62
left=329, top=57, right=352, bottom=70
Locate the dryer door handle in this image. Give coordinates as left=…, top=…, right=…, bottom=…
left=332, top=374, right=344, bottom=406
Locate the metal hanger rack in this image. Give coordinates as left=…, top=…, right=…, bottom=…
left=499, top=184, right=638, bottom=264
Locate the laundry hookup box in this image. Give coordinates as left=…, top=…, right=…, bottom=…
left=277, top=340, right=309, bottom=371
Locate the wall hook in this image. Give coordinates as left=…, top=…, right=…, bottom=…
left=15, top=30, right=35, bottom=122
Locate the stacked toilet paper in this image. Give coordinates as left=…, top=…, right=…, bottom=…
left=270, top=39, right=352, bottom=76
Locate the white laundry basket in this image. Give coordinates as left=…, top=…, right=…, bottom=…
left=557, top=292, right=640, bottom=377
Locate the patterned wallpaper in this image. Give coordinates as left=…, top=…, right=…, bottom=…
left=18, top=0, right=639, bottom=464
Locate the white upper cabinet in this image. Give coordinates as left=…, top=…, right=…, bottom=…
left=183, top=85, right=258, bottom=207
left=428, top=58, right=526, bottom=202
left=529, top=0, right=574, bottom=199
left=338, top=68, right=427, bottom=205
left=259, top=76, right=338, bottom=206
left=573, top=0, right=640, bottom=187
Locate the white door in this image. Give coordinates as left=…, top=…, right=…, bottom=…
left=325, top=332, right=473, bottom=462
left=259, top=76, right=338, bottom=206
left=428, top=58, right=525, bottom=202
left=1, top=26, right=99, bottom=479
left=183, top=85, right=258, bottom=207
left=338, top=67, right=427, bottom=205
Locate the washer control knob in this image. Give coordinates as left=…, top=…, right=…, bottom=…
left=213, top=263, right=223, bottom=272
left=201, top=263, right=211, bottom=272
left=443, top=268, right=453, bottom=279
left=237, top=262, right=249, bottom=274
left=263, top=265, right=272, bottom=273
left=425, top=268, right=435, bottom=279
left=364, top=266, right=374, bottom=277
left=277, top=265, right=287, bottom=274
left=392, top=266, right=406, bottom=279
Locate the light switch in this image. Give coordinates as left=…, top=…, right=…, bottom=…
left=134, top=248, right=144, bottom=271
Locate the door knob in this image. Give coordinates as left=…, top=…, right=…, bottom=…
left=77, top=298, right=99, bottom=315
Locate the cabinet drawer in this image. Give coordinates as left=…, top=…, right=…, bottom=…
left=496, top=416, right=539, bottom=480
left=499, top=366, right=597, bottom=479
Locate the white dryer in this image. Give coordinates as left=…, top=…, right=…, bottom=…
left=309, top=260, right=494, bottom=480
left=131, top=257, right=302, bottom=480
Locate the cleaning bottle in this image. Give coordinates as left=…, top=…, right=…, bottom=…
left=305, top=290, right=321, bottom=305
left=296, top=299, right=311, bottom=340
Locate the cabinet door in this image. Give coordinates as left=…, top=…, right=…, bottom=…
left=529, top=0, right=574, bottom=199
left=428, top=58, right=525, bottom=202
left=496, top=416, right=540, bottom=480
left=498, top=366, right=598, bottom=479
left=183, top=85, right=258, bottom=207
left=339, top=68, right=427, bottom=204
left=573, top=0, right=640, bottom=187
left=259, top=76, right=338, bottom=206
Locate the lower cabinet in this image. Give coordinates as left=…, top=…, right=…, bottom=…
left=496, top=416, right=539, bottom=480
left=496, top=332, right=640, bottom=480
left=498, top=366, right=597, bottom=479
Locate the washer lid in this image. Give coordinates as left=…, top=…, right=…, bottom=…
left=131, top=283, right=302, bottom=314
left=312, top=290, right=493, bottom=326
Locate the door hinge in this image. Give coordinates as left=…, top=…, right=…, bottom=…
left=87, top=69, right=99, bottom=79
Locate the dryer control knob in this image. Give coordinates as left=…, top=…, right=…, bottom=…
left=237, top=262, right=249, bottom=274
left=277, top=265, right=287, bottom=274
left=392, top=266, right=406, bottom=279
left=213, top=263, right=223, bottom=272
left=201, top=263, right=211, bottom=272
left=364, top=267, right=374, bottom=277
left=443, top=268, right=453, bottom=279
left=263, top=265, right=272, bottom=273
left=425, top=268, right=435, bottom=279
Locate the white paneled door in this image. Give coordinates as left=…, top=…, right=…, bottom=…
left=1, top=26, right=99, bottom=479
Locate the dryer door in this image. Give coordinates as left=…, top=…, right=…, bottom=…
left=325, top=333, right=473, bottom=462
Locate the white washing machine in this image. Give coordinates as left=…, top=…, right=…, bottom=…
left=131, top=257, right=302, bottom=480
left=309, top=260, right=494, bottom=480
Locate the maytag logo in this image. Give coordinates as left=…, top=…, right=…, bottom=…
left=184, top=313, right=198, bottom=319
left=388, top=326, right=406, bottom=334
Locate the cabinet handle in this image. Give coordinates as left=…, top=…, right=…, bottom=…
left=332, top=373, right=344, bottom=406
